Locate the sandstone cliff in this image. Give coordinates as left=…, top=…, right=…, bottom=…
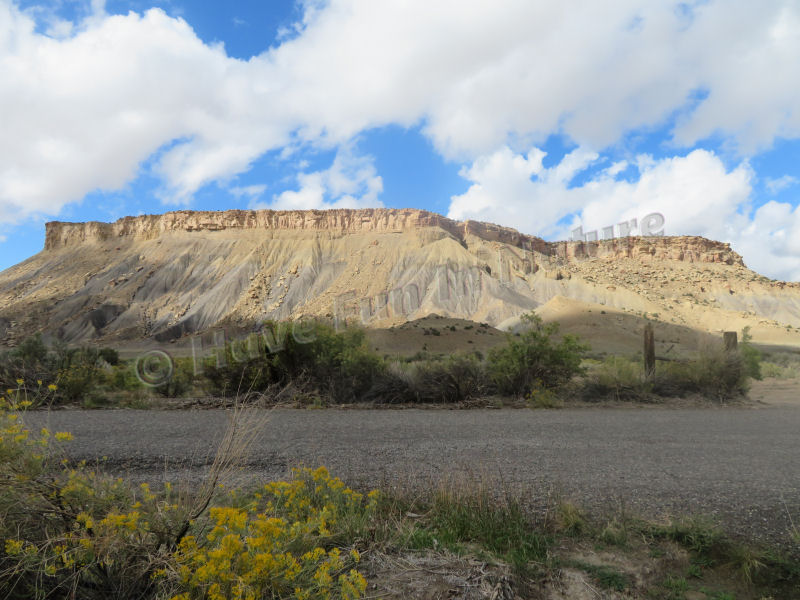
left=2, top=208, right=799, bottom=348
left=43, top=208, right=742, bottom=266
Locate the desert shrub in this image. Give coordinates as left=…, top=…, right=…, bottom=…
left=52, top=345, right=104, bottom=403
left=526, top=380, right=562, bottom=408
left=0, top=399, right=371, bottom=600
left=203, top=321, right=386, bottom=403
left=0, top=335, right=53, bottom=400
left=583, top=342, right=756, bottom=402
left=202, top=337, right=277, bottom=397
left=411, top=354, right=490, bottom=403
left=0, top=399, right=174, bottom=599
left=740, top=326, right=762, bottom=381
left=365, top=354, right=491, bottom=404
left=760, top=351, right=800, bottom=379
left=362, top=362, right=418, bottom=404
left=0, top=337, right=121, bottom=405
left=109, top=361, right=145, bottom=391
left=98, top=347, right=120, bottom=366
left=582, top=356, right=651, bottom=402
left=762, top=361, right=800, bottom=379
left=399, top=350, right=438, bottom=363
left=487, top=313, right=588, bottom=396
left=654, top=344, right=748, bottom=401
left=170, top=467, right=370, bottom=600
left=153, top=357, right=196, bottom=398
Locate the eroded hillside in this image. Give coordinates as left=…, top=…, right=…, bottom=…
left=1, top=208, right=799, bottom=349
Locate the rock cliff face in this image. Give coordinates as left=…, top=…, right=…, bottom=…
left=44, top=209, right=463, bottom=248
left=2, top=208, right=798, bottom=347
left=45, top=208, right=743, bottom=266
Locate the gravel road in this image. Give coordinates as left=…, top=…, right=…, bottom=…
left=24, top=406, right=800, bottom=548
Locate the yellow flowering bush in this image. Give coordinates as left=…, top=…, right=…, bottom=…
left=1, top=396, right=371, bottom=600
left=169, top=467, right=370, bottom=600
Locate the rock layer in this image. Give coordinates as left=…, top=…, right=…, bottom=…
left=45, top=208, right=742, bottom=266
left=2, top=208, right=799, bottom=347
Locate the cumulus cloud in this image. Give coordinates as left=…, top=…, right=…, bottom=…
left=253, top=149, right=383, bottom=211
left=449, top=146, right=800, bottom=281
left=2, top=0, right=800, bottom=224
left=448, top=146, right=598, bottom=236
left=0, top=3, right=265, bottom=221
left=449, top=147, right=752, bottom=240
left=732, top=201, right=800, bottom=282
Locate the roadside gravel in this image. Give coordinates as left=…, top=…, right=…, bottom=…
left=24, top=405, right=800, bottom=549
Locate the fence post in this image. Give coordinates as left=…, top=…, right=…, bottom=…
left=644, top=322, right=656, bottom=381
left=723, top=331, right=738, bottom=352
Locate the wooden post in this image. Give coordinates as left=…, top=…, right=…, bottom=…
left=644, top=322, right=656, bottom=381
left=724, top=331, right=738, bottom=352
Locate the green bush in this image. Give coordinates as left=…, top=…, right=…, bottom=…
left=53, top=345, right=103, bottom=403
left=740, top=327, right=762, bottom=381
left=99, top=347, right=120, bottom=366
left=760, top=350, right=800, bottom=379
left=582, top=356, right=651, bottom=402
left=410, top=353, right=490, bottom=403
left=109, top=362, right=144, bottom=392
left=364, top=353, right=491, bottom=404
left=487, top=313, right=588, bottom=396
left=526, top=381, right=562, bottom=408
left=654, top=344, right=748, bottom=401
left=0, top=334, right=52, bottom=398
left=0, top=337, right=124, bottom=406
left=362, top=362, right=419, bottom=404
left=154, top=357, right=196, bottom=398
left=583, top=341, right=756, bottom=402
left=761, top=361, right=800, bottom=379
left=203, top=321, right=386, bottom=403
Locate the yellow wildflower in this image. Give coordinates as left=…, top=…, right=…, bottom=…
left=4, top=539, right=24, bottom=555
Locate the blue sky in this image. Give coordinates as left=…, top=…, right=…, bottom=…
left=1, top=0, right=800, bottom=280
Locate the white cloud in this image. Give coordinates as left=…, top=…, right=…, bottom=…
left=0, top=3, right=264, bottom=221
left=449, top=147, right=800, bottom=281
left=229, top=184, right=267, bottom=201
left=448, top=146, right=597, bottom=236
left=1, top=0, right=800, bottom=225
left=254, top=149, right=383, bottom=211
left=765, top=175, right=799, bottom=194
left=576, top=150, right=754, bottom=244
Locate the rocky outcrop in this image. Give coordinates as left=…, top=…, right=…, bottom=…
left=45, top=209, right=470, bottom=249
left=554, top=236, right=744, bottom=266
left=44, top=208, right=744, bottom=268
